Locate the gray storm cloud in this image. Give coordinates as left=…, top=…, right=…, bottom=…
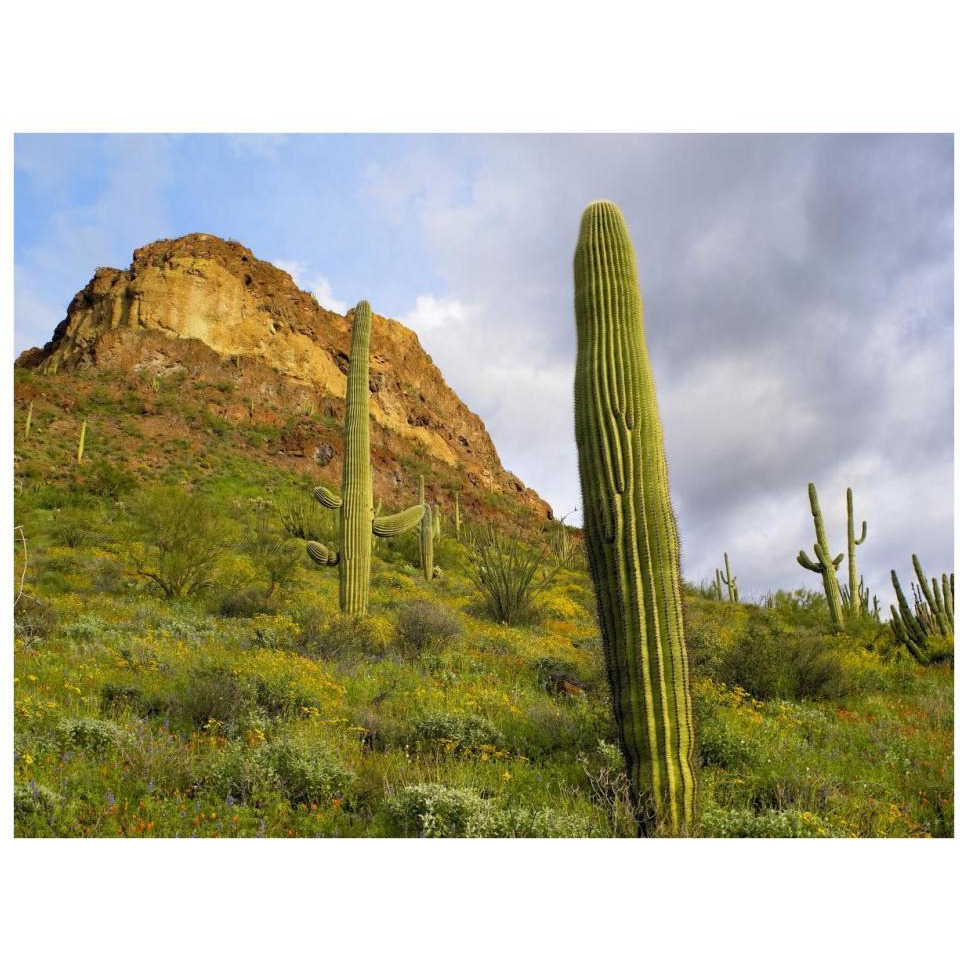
left=379, top=134, right=954, bottom=611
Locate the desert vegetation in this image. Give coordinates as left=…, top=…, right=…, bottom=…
left=11, top=205, right=953, bottom=839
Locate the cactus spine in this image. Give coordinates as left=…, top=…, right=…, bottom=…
left=77, top=419, right=87, bottom=464
left=796, top=482, right=844, bottom=628
left=845, top=487, right=867, bottom=617
left=573, top=200, right=696, bottom=835
left=889, top=557, right=954, bottom=664
left=720, top=552, right=738, bottom=602
left=306, top=301, right=424, bottom=614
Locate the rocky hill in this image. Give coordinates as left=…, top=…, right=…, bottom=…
left=16, top=233, right=551, bottom=520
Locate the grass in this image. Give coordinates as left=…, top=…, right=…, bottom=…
left=12, top=370, right=954, bottom=837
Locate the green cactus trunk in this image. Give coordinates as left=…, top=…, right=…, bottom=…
left=24, top=402, right=33, bottom=440
left=721, top=552, right=738, bottom=603
left=420, top=502, right=434, bottom=582
left=338, top=302, right=374, bottom=614
left=573, top=200, right=696, bottom=836
left=305, top=301, right=424, bottom=615
left=77, top=419, right=87, bottom=464
left=714, top=569, right=723, bottom=601
left=846, top=487, right=867, bottom=618
left=797, top=483, right=845, bottom=629
left=454, top=492, right=461, bottom=541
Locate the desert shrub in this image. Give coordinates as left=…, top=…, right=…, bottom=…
left=511, top=700, right=602, bottom=758
left=394, top=601, right=461, bottom=656
left=126, top=486, right=229, bottom=598
left=81, top=460, right=138, bottom=499
left=383, top=784, right=596, bottom=838
left=578, top=740, right=638, bottom=837
left=384, top=784, right=488, bottom=837
left=718, top=612, right=848, bottom=701
left=14, top=597, right=57, bottom=648
left=297, top=613, right=391, bottom=661
left=242, top=506, right=301, bottom=597
left=411, top=711, right=503, bottom=751
left=219, top=585, right=279, bottom=618
left=14, top=782, right=61, bottom=818
left=701, top=806, right=836, bottom=838
left=202, top=742, right=281, bottom=803
left=169, top=663, right=258, bottom=732
left=201, top=739, right=353, bottom=806
left=248, top=612, right=301, bottom=651
left=465, top=524, right=561, bottom=624
left=53, top=507, right=100, bottom=548
left=55, top=717, right=131, bottom=754
left=260, top=739, right=354, bottom=806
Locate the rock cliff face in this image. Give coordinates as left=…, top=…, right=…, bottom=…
left=18, top=233, right=551, bottom=519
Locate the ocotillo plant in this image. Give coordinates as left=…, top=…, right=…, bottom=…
left=77, top=420, right=87, bottom=465
left=720, top=552, right=739, bottom=602
left=889, top=556, right=954, bottom=664
left=573, top=200, right=696, bottom=835
left=845, top=487, right=868, bottom=617
left=797, top=482, right=845, bottom=628
left=306, top=301, right=424, bottom=614
left=24, top=402, right=33, bottom=440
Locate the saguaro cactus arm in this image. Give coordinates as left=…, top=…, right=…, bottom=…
left=306, top=541, right=339, bottom=566
left=419, top=502, right=434, bottom=582
left=573, top=200, right=696, bottom=835
left=373, top=504, right=425, bottom=538
left=313, top=485, right=343, bottom=510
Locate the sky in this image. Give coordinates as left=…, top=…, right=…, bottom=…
left=14, top=133, right=955, bottom=610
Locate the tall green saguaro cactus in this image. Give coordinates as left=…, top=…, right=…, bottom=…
left=420, top=503, right=434, bottom=582
left=714, top=568, right=724, bottom=601
left=24, top=401, right=33, bottom=440
left=845, top=487, right=867, bottom=617
left=415, top=475, right=435, bottom=581
left=306, top=301, right=424, bottom=614
left=454, top=492, right=461, bottom=541
left=573, top=200, right=696, bottom=835
left=720, top=552, right=739, bottom=602
left=797, top=482, right=845, bottom=629
left=77, top=419, right=87, bottom=464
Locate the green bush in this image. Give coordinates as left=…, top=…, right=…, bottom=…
left=383, top=783, right=597, bottom=837
left=170, top=664, right=258, bottom=732
left=55, top=717, right=131, bottom=754
left=297, top=613, right=388, bottom=661
left=395, top=601, right=461, bottom=656
left=717, top=612, right=848, bottom=701
left=701, top=806, right=837, bottom=838
left=201, top=739, right=353, bottom=806
left=126, top=486, right=229, bottom=598
left=14, top=782, right=61, bottom=818
left=411, top=711, right=503, bottom=751
left=219, top=585, right=279, bottom=618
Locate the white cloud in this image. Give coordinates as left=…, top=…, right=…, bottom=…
left=402, top=294, right=470, bottom=334
left=272, top=260, right=348, bottom=315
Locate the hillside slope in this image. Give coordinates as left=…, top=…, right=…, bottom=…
left=16, top=233, right=550, bottom=522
